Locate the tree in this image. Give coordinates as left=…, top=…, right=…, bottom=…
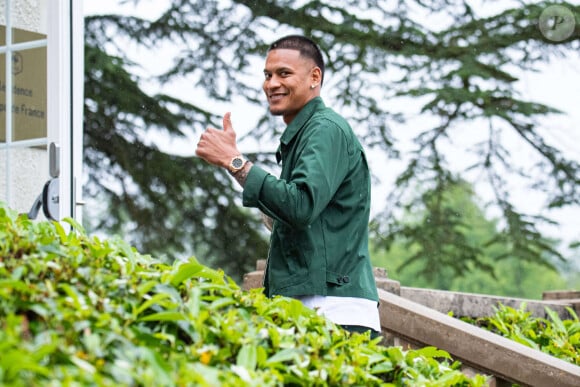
left=370, top=179, right=569, bottom=298
left=84, top=0, right=580, bottom=282
left=83, top=30, right=269, bottom=282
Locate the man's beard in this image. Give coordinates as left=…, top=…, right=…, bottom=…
left=268, top=106, right=283, bottom=116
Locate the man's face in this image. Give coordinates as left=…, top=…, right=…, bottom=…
left=263, top=48, right=319, bottom=124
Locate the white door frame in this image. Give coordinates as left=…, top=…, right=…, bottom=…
left=46, top=0, right=84, bottom=221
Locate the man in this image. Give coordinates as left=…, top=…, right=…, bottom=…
left=196, top=35, right=380, bottom=337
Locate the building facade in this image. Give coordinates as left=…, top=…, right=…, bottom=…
left=0, top=0, right=83, bottom=221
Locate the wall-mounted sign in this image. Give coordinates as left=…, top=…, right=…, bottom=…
left=0, top=26, right=47, bottom=142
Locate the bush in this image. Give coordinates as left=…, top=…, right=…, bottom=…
left=465, top=303, right=580, bottom=366
left=0, top=203, right=487, bottom=386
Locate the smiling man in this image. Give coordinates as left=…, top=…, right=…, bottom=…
left=195, top=35, right=380, bottom=338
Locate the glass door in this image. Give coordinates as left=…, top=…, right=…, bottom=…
left=0, top=0, right=83, bottom=221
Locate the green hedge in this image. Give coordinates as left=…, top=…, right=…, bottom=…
left=0, top=203, right=486, bottom=386
left=464, top=303, right=580, bottom=366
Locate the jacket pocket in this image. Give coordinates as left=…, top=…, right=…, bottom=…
left=271, top=228, right=309, bottom=289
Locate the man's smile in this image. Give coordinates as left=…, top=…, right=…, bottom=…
left=269, top=93, right=287, bottom=102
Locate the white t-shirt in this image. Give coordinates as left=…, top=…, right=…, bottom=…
left=294, top=295, right=381, bottom=332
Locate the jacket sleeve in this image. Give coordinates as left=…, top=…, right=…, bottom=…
left=243, top=121, right=351, bottom=228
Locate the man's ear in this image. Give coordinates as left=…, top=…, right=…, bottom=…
left=311, top=66, right=322, bottom=86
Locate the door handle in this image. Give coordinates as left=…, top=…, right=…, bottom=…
left=49, top=142, right=60, bottom=178
left=25, top=142, right=60, bottom=221
left=27, top=178, right=60, bottom=221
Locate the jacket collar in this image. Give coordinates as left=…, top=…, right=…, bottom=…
left=280, top=97, right=325, bottom=146
left=276, top=97, right=325, bottom=164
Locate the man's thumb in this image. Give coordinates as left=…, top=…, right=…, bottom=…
left=223, top=112, right=233, bottom=133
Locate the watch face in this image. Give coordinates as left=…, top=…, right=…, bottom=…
left=231, top=157, right=244, bottom=169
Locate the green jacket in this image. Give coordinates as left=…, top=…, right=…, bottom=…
left=243, top=97, right=378, bottom=302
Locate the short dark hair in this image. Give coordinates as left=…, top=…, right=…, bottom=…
left=268, top=35, right=325, bottom=86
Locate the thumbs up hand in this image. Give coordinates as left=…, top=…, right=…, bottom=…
left=222, top=112, right=235, bottom=136
left=196, top=112, right=241, bottom=169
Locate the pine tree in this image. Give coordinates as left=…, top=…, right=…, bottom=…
left=84, top=0, right=580, bottom=282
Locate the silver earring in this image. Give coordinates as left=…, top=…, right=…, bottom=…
left=310, top=84, right=316, bottom=89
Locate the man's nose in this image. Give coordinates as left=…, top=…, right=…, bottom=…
left=266, top=75, right=281, bottom=88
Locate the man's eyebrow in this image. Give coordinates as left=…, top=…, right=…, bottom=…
left=270, top=67, right=292, bottom=73
left=263, top=66, right=293, bottom=76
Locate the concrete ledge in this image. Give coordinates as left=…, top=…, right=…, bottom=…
left=400, top=287, right=574, bottom=319
left=543, top=290, right=580, bottom=300
left=378, top=289, right=580, bottom=386
left=242, top=270, right=264, bottom=291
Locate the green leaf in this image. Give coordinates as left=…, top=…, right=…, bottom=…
left=70, top=355, right=96, bottom=374
left=139, top=311, right=185, bottom=322
left=137, top=280, right=159, bottom=296
left=413, top=346, right=452, bottom=360
left=52, top=220, right=68, bottom=243
left=265, top=348, right=301, bottom=365
left=545, top=307, right=567, bottom=336
left=209, top=297, right=237, bottom=310
left=1, top=350, right=52, bottom=379
left=236, top=344, right=258, bottom=371
left=58, top=283, right=85, bottom=310
left=0, top=279, right=30, bottom=293
left=170, top=259, right=206, bottom=287
left=134, top=293, right=176, bottom=317
left=61, top=216, right=86, bottom=234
